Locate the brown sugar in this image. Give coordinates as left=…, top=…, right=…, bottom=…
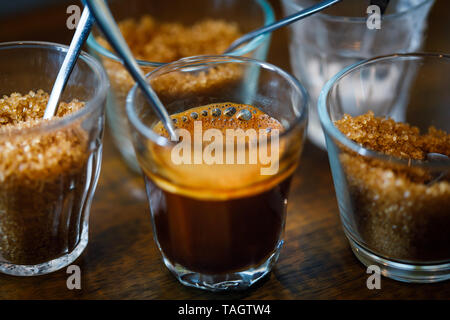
left=96, top=15, right=243, bottom=94
left=97, top=16, right=241, bottom=63
left=335, top=112, right=450, bottom=261
left=0, top=90, right=89, bottom=265
left=94, top=16, right=244, bottom=152
left=335, top=112, right=450, bottom=160
left=149, top=63, right=244, bottom=101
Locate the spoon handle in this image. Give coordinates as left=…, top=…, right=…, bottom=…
left=44, top=6, right=94, bottom=119
left=225, top=0, right=342, bottom=54
left=85, top=0, right=177, bottom=140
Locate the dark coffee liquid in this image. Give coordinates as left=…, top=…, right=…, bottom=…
left=146, top=176, right=292, bottom=274
left=146, top=103, right=294, bottom=274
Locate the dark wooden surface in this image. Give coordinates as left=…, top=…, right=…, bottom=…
left=0, top=0, right=449, bottom=299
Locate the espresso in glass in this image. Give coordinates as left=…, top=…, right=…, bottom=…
left=146, top=103, right=295, bottom=275
left=127, top=56, right=307, bottom=291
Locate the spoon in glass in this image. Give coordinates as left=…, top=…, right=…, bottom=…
left=83, top=0, right=391, bottom=137
left=43, top=6, right=94, bottom=119
left=84, top=0, right=343, bottom=139
left=84, top=0, right=178, bottom=140
left=426, top=153, right=450, bottom=185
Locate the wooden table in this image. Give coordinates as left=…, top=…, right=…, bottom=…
left=0, top=0, right=449, bottom=300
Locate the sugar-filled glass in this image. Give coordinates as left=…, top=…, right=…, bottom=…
left=319, top=53, right=450, bottom=283
left=87, top=0, right=275, bottom=172
left=127, top=56, right=308, bottom=291
left=0, top=42, right=108, bottom=276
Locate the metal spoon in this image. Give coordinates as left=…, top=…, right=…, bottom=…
left=224, top=0, right=342, bottom=54
left=84, top=0, right=177, bottom=140
left=43, top=6, right=94, bottom=119
left=426, top=153, right=450, bottom=185
left=225, top=0, right=393, bottom=54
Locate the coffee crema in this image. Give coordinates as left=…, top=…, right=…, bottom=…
left=146, top=103, right=295, bottom=200
left=142, top=103, right=298, bottom=274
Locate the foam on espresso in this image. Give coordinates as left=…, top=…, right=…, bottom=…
left=146, top=103, right=296, bottom=200
left=152, top=102, right=283, bottom=136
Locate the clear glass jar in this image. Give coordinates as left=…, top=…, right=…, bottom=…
left=0, top=41, right=108, bottom=276
left=86, top=0, right=275, bottom=172
left=282, top=0, right=435, bottom=149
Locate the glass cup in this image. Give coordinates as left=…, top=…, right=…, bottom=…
left=87, top=0, right=275, bottom=172
left=0, top=41, right=108, bottom=276
left=319, top=53, right=450, bottom=283
left=126, top=55, right=308, bottom=291
left=282, top=0, right=435, bottom=149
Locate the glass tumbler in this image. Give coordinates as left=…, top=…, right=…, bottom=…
left=319, top=53, right=450, bottom=283
left=282, top=0, right=435, bottom=149
left=0, top=42, right=108, bottom=276
left=127, top=56, right=308, bottom=291
left=87, top=0, right=275, bottom=172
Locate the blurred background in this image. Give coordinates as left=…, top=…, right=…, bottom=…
left=1, top=0, right=72, bottom=17
left=1, top=0, right=449, bottom=70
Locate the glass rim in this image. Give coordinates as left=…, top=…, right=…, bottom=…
left=126, top=55, right=309, bottom=146
left=0, top=41, right=108, bottom=137
left=318, top=52, right=450, bottom=169
left=282, top=0, right=434, bottom=23
left=86, top=0, right=275, bottom=67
